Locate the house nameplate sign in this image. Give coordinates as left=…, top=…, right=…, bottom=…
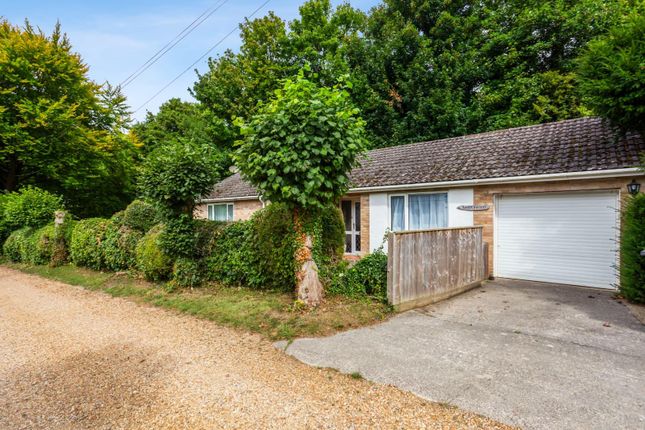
left=457, top=204, right=490, bottom=211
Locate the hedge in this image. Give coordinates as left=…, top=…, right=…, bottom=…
left=327, top=250, right=388, bottom=302
left=102, top=223, right=143, bottom=271
left=122, top=199, right=159, bottom=232
left=135, top=224, right=173, bottom=281
left=2, top=224, right=56, bottom=265
left=69, top=218, right=111, bottom=270
left=620, top=193, right=645, bottom=303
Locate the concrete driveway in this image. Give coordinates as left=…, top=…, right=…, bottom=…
left=278, top=279, right=645, bottom=430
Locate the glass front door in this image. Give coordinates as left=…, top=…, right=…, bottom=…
left=341, top=199, right=361, bottom=254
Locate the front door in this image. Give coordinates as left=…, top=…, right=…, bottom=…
left=341, top=199, right=361, bottom=254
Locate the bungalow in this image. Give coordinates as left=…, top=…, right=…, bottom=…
left=198, top=117, right=645, bottom=290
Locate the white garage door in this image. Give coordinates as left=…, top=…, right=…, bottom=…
left=496, top=191, right=619, bottom=289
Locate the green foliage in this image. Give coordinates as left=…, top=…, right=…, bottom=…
left=2, top=186, right=64, bottom=229
left=328, top=250, right=388, bottom=302
left=2, top=227, right=30, bottom=262
left=158, top=214, right=197, bottom=258
left=620, top=193, right=645, bottom=303
left=235, top=69, right=367, bottom=210
left=101, top=223, right=143, bottom=271
left=135, top=224, right=173, bottom=281
left=172, top=257, right=204, bottom=288
left=205, top=220, right=256, bottom=287
left=194, top=219, right=227, bottom=258
left=317, top=204, right=345, bottom=259
left=69, top=218, right=110, bottom=270
left=121, top=199, right=159, bottom=232
left=0, top=20, right=138, bottom=217
left=577, top=11, right=645, bottom=133
left=51, top=213, right=75, bottom=266
left=138, top=140, right=225, bottom=216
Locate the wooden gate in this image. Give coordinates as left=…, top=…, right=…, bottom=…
left=387, top=226, right=486, bottom=311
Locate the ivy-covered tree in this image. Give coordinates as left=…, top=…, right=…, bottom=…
left=577, top=11, right=645, bottom=134
left=235, top=69, right=367, bottom=306
left=138, top=140, right=224, bottom=258
left=0, top=20, right=138, bottom=217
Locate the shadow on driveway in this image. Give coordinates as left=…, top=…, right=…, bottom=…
left=277, top=280, right=645, bottom=430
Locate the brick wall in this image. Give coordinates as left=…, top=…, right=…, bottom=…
left=473, top=175, right=645, bottom=276
left=360, top=194, right=370, bottom=256
left=194, top=199, right=263, bottom=221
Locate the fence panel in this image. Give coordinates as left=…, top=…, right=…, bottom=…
left=387, top=226, right=485, bottom=311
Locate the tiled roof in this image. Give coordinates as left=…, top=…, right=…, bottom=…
left=203, top=117, right=644, bottom=200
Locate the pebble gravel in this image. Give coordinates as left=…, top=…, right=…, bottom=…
left=0, top=267, right=514, bottom=429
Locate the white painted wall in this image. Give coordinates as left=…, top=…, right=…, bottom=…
left=367, top=188, right=474, bottom=253
left=368, top=193, right=389, bottom=252
left=448, top=188, right=474, bottom=227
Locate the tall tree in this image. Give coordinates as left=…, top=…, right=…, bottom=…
left=577, top=11, right=645, bottom=134
left=235, top=70, right=367, bottom=306
left=0, top=20, right=137, bottom=217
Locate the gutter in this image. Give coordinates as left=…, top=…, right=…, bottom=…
left=345, top=168, right=643, bottom=194
left=200, top=167, right=643, bottom=202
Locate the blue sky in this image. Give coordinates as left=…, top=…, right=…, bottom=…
left=3, top=0, right=380, bottom=121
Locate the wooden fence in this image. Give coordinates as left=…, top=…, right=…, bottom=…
left=387, top=226, right=486, bottom=311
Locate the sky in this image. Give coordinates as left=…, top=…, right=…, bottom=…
left=3, top=0, right=380, bottom=121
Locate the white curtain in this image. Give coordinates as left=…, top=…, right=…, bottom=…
left=391, top=196, right=405, bottom=231
left=409, top=194, right=447, bottom=230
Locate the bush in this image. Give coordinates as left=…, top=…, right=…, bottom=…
left=51, top=214, right=76, bottom=267
left=318, top=204, right=345, bottom=259
left=2, top=186, right=64, bottom=230
left=2, top=227, right=31, bottom=262
left=172, top=257, right=204, bottom=288
left=23, top=224, right=56, bottom=265
left=205, top=220, right=256, bottom=286
left=194, top=219, right=227, bottom=258
left=158, top=214, right=197, bottom=258
left=102, top=223, right=143, bottom=271
left=69, top=218, right=110, bottom=270
left=328, top=250, right=388, bottom=302
left=122, top=200, right=159, bottom=232
left=135, top=224, right=173, bottom=281
left=0, top=193, right=11, bottom=246
left=620, top=193, right=645, bottom=302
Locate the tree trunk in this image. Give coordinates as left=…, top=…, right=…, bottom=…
left=3, top=155, right=20, bottom=191
left=294, top=210, right=323, bottom=307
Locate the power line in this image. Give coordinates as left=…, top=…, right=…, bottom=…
left=134, top=0, right=272, bottom=114
left=120, top=0, right=230, bottom=88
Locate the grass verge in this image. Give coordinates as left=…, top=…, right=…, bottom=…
left=2, top=262, right=391, bottom=340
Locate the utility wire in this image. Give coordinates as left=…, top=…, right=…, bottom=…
left=134, top=0, right=272, bottom=113
left=120, top=0, right=230, bottom=88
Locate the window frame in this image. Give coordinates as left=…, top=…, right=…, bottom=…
left=389, top=191, right=449, bottom=231
left=207, top=203, right=234, bottom=222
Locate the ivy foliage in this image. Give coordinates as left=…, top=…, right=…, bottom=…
left=620, top=193, right=645, bottom=303
left=69, top=218, right=111, bottom=270
left=121, top=199, right=159, bottom=233
left=235, top=69, right=367, bottom=210
left=135, top=224, right=174, bottom=282
left=327, top=250, right=388, bottom=302
left=577, top=11, right=645, bottom=134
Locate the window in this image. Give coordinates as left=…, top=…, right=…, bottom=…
left=207, top=203, right=234, bottom=221
left=341, top=199, right=361, bottom=254
left=390, top=193, right=448, bottom=231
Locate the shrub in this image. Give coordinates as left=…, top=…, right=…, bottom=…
left=51, top=212, right=76, bottom=266
left=2, top=227, right=31, bottom=262
left=328, top=250, right=388, bottom=302
left=0, top=193, right=11, bottom=246
left=3, top=186, right=64, bottom=229
left=205, top=220, right=256, bottom=286
left=135, top=224, right=173, bottom=281
left=158, top=214, right=197, bottom=258
left=172, top=257, right=204, bottom=288
left=23, top=224, right=56, bottom=265
left=102, top=223, right=143, bottom=271
left=194, top=219, right=227, bottom=258
left=318, top=204, right=345, bottom=259
left=122, top=200, right=159, bottom=232
left=70, top=218, right=110, bottom=270
left=620, top=193, right=645, bottom=303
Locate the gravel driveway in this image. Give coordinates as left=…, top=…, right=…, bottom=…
left=279, top=280, right=645, bottom=430
left=0, top=267, right=511, bottom=430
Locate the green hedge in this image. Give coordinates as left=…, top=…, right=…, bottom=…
left=122, top=199, right=159, bottom=232
left=2, top=224, right=56, bottom=265
left=102, top=223, right=143, bottom=271
left=620, top=193, right=645, bottom=303
left=3, top=227, right=30, bottom=262
left=135, top=224, right=173, bottom=281
left=70, top=218, right=111, bottom=270
left=2, top=186, right=64, bottom=230
left=327, top=250, right=388, bottom=302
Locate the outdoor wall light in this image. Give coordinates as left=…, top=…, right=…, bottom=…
left=627, top=179, right=641, bottom=195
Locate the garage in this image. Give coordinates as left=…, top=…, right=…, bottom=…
left=495, top=191, right=619, bottom=289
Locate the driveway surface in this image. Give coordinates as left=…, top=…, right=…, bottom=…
left=279, top=279, right=645, bottom=430
left=0, top=267, right=512, bottom=430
